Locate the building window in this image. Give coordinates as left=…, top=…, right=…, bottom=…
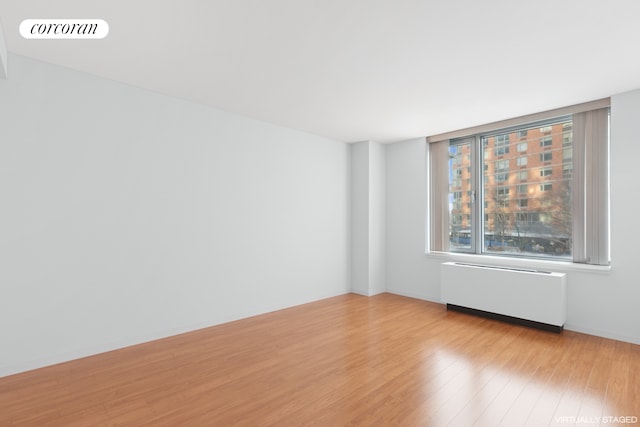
left=496, top=198, right=510, bottom=208
left=540, top=152, right=553, bottom=162
left=494, top=134, right=510, bottom=156
left=428, top=102, right=610, bottom=265
left=516, top=212, right=540, bottom=223
left=563, top=147, right=573, bottom=161
left=563, top=163, right=573, bottom=178
left=495, top=173, right=509, bottom=182
left=496, top=186, right=510, bottom=197
left=495, top=159, right=509, bottom=172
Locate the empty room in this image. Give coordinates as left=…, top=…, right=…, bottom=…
left=1, top=1, right=639, bottom=426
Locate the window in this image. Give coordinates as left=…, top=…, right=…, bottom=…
left=496, top=134, right=509, bottom=143
left=494, top=134, right=510, bottom=156
left=495, top=160, right=509, bottom=172
left=428, top=100, right=610, bottom=265
left=444, top=139, right=474, bottom=251
left=496, top=198, right=510, bottom=208
left=496, top=186, right=509, bottom=197
left=563, top=147, right=573, bottom=161
left=516, top=212, right=540, bottom=223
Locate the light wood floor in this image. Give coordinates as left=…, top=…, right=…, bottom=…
left=1, top=293, right=638, bottom=426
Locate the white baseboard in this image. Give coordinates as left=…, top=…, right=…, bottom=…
left=386, top=289, right=640, bottom=345
left=384, top=288, right=441, bottom=303
left=0, top=290, right=350, bottom=378
left=350, top=289, right=386, bottom=297
left=564, top=323, right=640, bottom=345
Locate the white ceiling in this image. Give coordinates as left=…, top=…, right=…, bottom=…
left=1, top=0, right=639, bottom=143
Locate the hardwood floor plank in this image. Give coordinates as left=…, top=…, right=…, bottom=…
left=0, top=293, right=638, bottom=427
left=471, top=330, right=561, bottom=426
left=548, top=335, right=607, bottom=425
left=497, top=331, right=572, bottom=426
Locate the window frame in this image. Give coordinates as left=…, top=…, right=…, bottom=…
left=449, top=116, right=570, bottom=259
left=427, top=98, right=611, bottom=267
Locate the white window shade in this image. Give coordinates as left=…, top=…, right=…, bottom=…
left=429, top=139, right=450, bottom=252
left=572, top=108, right=610, bottom=265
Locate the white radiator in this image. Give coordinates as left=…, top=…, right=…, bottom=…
left=441, top=262, right=566, bottom=328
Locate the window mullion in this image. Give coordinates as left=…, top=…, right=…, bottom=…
left=472, top=135, right=482, bottom=254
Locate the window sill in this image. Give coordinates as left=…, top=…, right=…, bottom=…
left=426, top=251, right=612, bottom=274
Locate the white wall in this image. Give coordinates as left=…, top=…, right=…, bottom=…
left=0, top=54, right=350, bottom=377
left=385, top=138, right=435, bottom=300
left=350, top=142, right=369, bottom=295
left=350, top=141, right=385, bottom=296
left=385, top=92, right=640, bottom=344
left=369, top=142, right=385, bottom=296
left=0, top=20, right=7, bottom=79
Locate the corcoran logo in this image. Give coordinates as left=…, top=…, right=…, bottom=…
left=19, top=19, right=109, bottom=39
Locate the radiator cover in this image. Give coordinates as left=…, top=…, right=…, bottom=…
left=440, top=262, right=567, bottom=328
